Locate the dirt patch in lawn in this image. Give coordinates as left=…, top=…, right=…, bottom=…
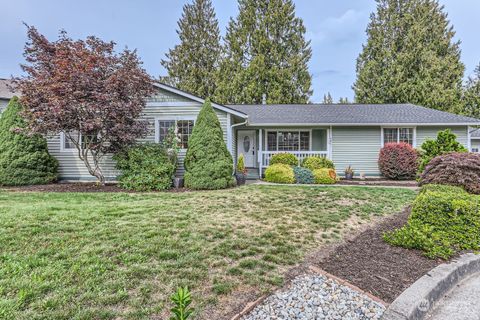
left=0, top=183, right=191, bottom=193
left=315, top=207, right=445, bottom=303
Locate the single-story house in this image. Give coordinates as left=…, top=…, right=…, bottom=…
left=2, top=82, right=480, bottom=180
left=0, top=79, right=18, bottom=113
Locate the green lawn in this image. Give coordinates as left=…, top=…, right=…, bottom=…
left=0, top=185, right=415, bottom=319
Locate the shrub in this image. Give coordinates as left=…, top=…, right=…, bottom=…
left=236, top=154, right=246, bottom=174
left=293, top=166, right=314, bottom=184
left=384, top=188, right=480, bottom=259
left=184, top=100, right=235, bottom=190
left=313, top=168, right=337, bottom=184
left=170, top=287, right=194, bottom=320
left=419, top=184, right=467, bottom=196
left=378, top=143, right=419, bottom=180
left=269, top=153, right=298, bottom=166
left=302, top=156, right=335, bottom=171
left=114, top=143, right=176, bottom=191
left=419, top=129, right=467, bottom=172
left=419, top=152, right=480, bottom=194
left=264, top=164, right=295, bottom=184
left=0, top=97, right=58, bottom=185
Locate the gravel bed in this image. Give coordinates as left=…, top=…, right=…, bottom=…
left=242, top=274, right=385, bottom=320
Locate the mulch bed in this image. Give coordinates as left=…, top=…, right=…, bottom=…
left=316, top=207, right=446, bottom=303
left=337, top=178, right=418, bottom=187
left=0, top=183, right=190, bottom=193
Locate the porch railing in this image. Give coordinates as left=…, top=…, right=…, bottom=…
left=261, top=151, right=329, bottom=167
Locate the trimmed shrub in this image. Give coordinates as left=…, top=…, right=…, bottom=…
left=264, top=164, right=295, bottom=184
left=378, top=142, right=419, bottom=180
left=269, top=153, right=298, bottom=166
left=184, top=100, right=235, bottom=190
left=236, top=154, right=246, bottom=174
left=301, top=156, right=335, bottom=171
left=114, top=143, right=176, bottom=191
left=419, top=129, right=467, bottom=172
left=384, top=187, right=480, bottom=259
left=293, top=166, right=314, bottom=184
left=0, top=97, right=58, bottom=185
left=313, top=168, right=337, bottom=184
left=419, top=152, right=480, bottom=194
left=419, top=184, right=467, bottom=196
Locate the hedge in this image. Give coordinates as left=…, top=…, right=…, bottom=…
left=269, top=153, right=298, bottom=166
left=264, top=164, right=295, bottom=184
left=302, top=156, right=335, bottom=171
left=313, top=168, right=337, bottom=184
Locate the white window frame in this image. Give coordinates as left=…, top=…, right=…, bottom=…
left=154, top=116, right=196, bottom=151
left=265, top=129, right=313, bottom=151
left=60, top=132, right=79, bottom=152
left=381, top=126, right=417, bottom=147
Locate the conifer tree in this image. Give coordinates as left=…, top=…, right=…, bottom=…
left=161, top=0, right=221, bottom=98
left=338, top=97, right=350, bottom=104
left=354, top=0, right=464, bottom=113
left=184, top=100, right=234, bottom=189
left=215, top=0, right=312, bottom=104
left=0, top=97, right=58, bottom=185
left=322, top=93, right=333, bottom=104
left=462, top=63, right=480, bottom=119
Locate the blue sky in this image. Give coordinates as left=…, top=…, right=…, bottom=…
left=1, top=0, right=479, bottom=102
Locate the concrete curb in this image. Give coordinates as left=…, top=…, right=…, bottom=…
left=382, top=253, right=480, bottom=320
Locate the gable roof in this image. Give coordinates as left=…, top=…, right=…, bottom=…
left=0, top=79, right=19, bottom=100
left=227, top=103, right=480, bottom=126
left=471, top=128, right=480, bottom=138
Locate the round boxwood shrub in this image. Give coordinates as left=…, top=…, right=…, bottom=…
left=419, top=152, right=480, bottom=194
left=269, top=153, right=298, bottom=166
left=264, top=164, right=295, bottom=184
left=293, top=166, right=314, bottom=184
left=114, top=143, right=176, bottom=191
left=378, top=143, right=418, bottom=180
left=302, top=156, right=335, bottom=171
left=0, top=97, right=58, bottom=186
left=313, top=168, right=337, bottom=184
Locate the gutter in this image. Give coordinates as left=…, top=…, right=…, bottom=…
left=230, top=118, right=249, bottom=175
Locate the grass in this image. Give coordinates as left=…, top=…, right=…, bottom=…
left=0, top=185, right=415, bottom=319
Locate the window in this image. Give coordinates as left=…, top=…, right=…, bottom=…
left=267, top=131, right=310, bottom=151
left=156, top=119, right=194, bottom=149
left=61, top=131, right=81, bottom=151
left=473, top=148, right=479, bottom=153
left=158, top=120, right=175, bottom=143
left=383, top=128, right=414, bottom=146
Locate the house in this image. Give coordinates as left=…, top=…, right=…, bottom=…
left=0, top=79, right=18, bottom=113
left=471, top=129, right=480, bottom=153
left=4, top=82, right=480, bottom=180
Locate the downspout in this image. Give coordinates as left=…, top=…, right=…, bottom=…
left=230, top=117, right=249, bottom=174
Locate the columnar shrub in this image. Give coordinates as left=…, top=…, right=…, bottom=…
left=236, top=154, right=246, bottom=174
left=378, top=143, right=418, bottom=180
left=419, top=152, right=480, bottom=194
left=0, top=97, right=58, bottom=185
left=114, top=143, right=176, bottom=191
left=419, top=129, right=467, bottom=172
left=269, top=153, right=298, bottom=166
left=184, top=100, right=235, bottom=190
left=313, top=168, right=337, bottom=184
left=302, top=156, right=335, bottom=171
left=293, top=166, right=314, bottom=184
left=264, top=164, right=295, bottom=184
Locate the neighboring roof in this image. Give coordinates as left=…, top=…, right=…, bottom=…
left=0, top=79, right=20, bottom=100
left=153, top=82, right=248, bottom=119
left=227, top=103, right=480, bottom=126
left=471, top=129, right=480, bottom=138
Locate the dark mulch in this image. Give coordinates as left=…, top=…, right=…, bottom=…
left=0, top=183, right=190, bottom=193
left=338, top=178, right=418, bottom=187
left=316, top=207, right=445, bottom=303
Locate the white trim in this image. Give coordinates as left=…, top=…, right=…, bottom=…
left=380, top=126, right=417, bottom=147
left=236, top=129, right=257, bottom=168
left=226, top=114, right=232, bottom=155
left=59, top=132, right=78, bottom=152
left=153, top=83, right=248, bottom=118
left=249, top=122, right=480, bottom=127
left=146, top=101, right=202, bottom=107
left=258, top=129, right=263, bottom=173
left=328, top=126, right=333, bottom=159
left=154, top=116, right=195, bottom=151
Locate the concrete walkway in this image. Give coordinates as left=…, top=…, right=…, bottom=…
left=425, top=272, right=480, bottom=320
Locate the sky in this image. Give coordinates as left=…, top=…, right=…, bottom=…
left=1, top=0, right=479, bottom=102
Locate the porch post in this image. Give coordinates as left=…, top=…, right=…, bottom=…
left=328, top=126, right=333, bottom=159
left=258, top=129, right=263, bottom=174
left=226, top=114, right=232, bottom=156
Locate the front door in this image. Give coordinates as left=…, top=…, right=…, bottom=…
left=237, top=130, right=256, bottom=167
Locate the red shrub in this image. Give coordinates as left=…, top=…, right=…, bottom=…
left=378, top=143, right=419, bottom=180
left=419, top=152, right=480, bottom=194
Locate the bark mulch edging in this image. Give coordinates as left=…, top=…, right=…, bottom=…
left=337, top=178, right=418, bottom=187
left=0, top=183, right=191, bottom=193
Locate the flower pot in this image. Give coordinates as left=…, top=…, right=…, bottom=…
left=235, top=173, right=246, bottom=186
left=173, top=177, right=184, bottom=189
left=345, top=173, right=354, bottom=180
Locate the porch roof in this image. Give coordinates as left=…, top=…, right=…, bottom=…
left=227, top=103, right=480, bottom=126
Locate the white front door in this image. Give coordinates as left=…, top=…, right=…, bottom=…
left=237, top=130, right=256, bottom=167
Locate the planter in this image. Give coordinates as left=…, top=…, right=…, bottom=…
left=173, top=177, right=184, bottom=189
left=235, top=173, right=247, bottom=186
left=345, top=173, right=354, bottom=180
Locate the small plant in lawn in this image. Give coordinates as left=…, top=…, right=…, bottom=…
left=170, top=287, right=194, bottom=320
left=269, top=153, right=298, bottom=166
left=378, top=143, right=418, bottom=180
left=264, top=164, right=295, bottom=184
left=293, top=166, right=314, bottom=184
left=302, top=156, right=335, bottom=171
left=313, top=168, right=337, bottom=184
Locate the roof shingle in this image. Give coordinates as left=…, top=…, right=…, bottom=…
left=0, top=79, right=19, bottom=100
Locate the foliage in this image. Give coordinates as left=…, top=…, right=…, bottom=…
left=313, top=168, right=337, bottom=184
left=184, top=100, right=235, bottom=190
left=419, top=152, right=480, bottom=194
left=161, top=0, right=221, bottom=98
left=14, top=26, right=153, bottom=184
left=354, top=0, right=464, bottom=113
left=338, top=97, right=350, bottom=104
left=170, top=287, right=194, bottom=320
left=292, top=166, right=314, bottom=184
left=113, top=143, right=176, bottom=191
left=0, top=97, right=58, bottom=186
left=322, top=92, right=333, bottom=104
left=384, top=187, right=480, bottom=259
left=378, top=143, right=419, bottom=180
left=236, top=154, right=247, bottom=174
left=418, top=129, right=467, bottom=172
left=264, top=164, right=295, bottom=184
left=301, top=156, right=335, bottom=171
left=418, top=183, right=467, bottom=196
left=269, top=153, right=298, bottom=166
left=344, top=165, right=354, bottom=175
left=461, top=62, right=480, bottom=119
left=214, top=0, right=312, bottom=104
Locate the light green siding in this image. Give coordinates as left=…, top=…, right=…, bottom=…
left=416, top=126, right=468, bottom=148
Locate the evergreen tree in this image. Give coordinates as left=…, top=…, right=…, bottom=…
left=215, top=0, right=312, bottom=104
left=353, top=0, right=464, bottom=113
left=184, top=100, right=234, bottom=189
left=0, top=97, right=58, bottom=185
left=161, top=0, right=221, bottom=98
left=338, top=97, right=350, bottom=104
left=322, top=92, right=333, bottom=104
left=462, top=62, right=480, bottom=119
